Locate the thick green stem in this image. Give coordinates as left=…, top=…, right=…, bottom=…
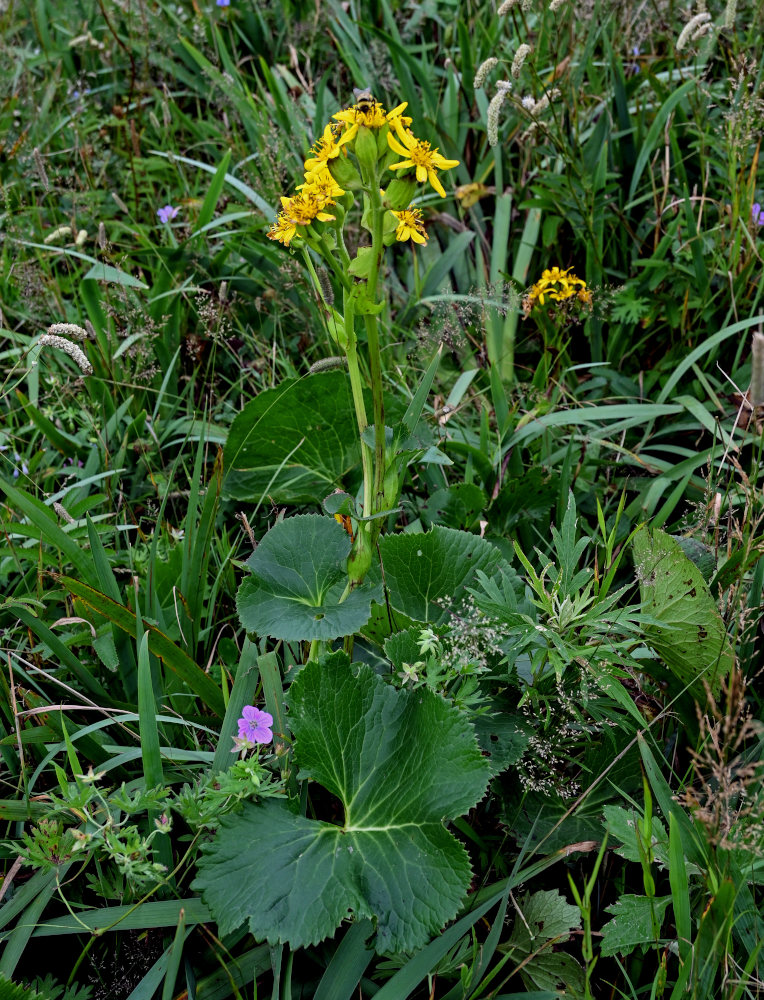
left=361, top=176, right=387, bottom=527
left=342, top=290, right=374, bottom=520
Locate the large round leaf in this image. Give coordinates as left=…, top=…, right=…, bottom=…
left=375, top=526, right=508, bottom=623
left=236, top=515, right=379, bottom=641
left=223, top=371, right=360, bottom=503
left=632, top=526, right=732, bottom=697
left=194, top=654, right=490, bottom=953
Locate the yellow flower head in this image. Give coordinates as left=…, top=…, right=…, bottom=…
left=387, top=128, right=460, bottom=198
left=333, top=98, right=389, bottom=145
left=267, top=214, right=297, bottom=246
left=304, top=123, right=344, bottom=176
left=391, top=206, right=427, bottom=245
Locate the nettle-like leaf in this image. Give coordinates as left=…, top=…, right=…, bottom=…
left=375, top=526, right=507, bottom=624
left=599, top=894, right=671, bottom=957
left=505, top=889, right=584, bottom=995
left=194, top=654, right=490, bottom=953
left=237, top=515, right=379, bottom=641
left=632, top=527, right=732, bottom=696
left=223, top=371, right=359, bottom=503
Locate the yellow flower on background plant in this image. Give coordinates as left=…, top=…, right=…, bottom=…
left=391, top=207, right=427, bottom=245
left=523, top=266, right=592, bottom=315
left=387, top=129, right=459, bottom=198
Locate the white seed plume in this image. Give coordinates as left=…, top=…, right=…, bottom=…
left=549, top=0, right=567, bottom=10
left=43, top=225, right=72, bottom=245
left=676, top=12, right=712, bottom=51
left=511, top=44, right=532, bottom=78
left=474, top=57, right=498, bottom=89
left=46, top=322, right=89, bottom=341
left=38, top=334, right=93, bottom=375
left=487, top=81, right=513, bottom=147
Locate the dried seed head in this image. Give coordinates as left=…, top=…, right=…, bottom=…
left=53, top=502, right=75, bottom=524
left=33, top=148, right=50, bottom=191
left=511, top=44, right=532, bottom=78
left=750, top=330, right=764, bottom=407
left=38, top=334, right=93, bottom=376
left=549, top=0, right=567, bottom=10
left=723, top=0, right=737, bottom=28
left=474, top=57, right=499, bottom=89
left=309, top=356, right=348, bottom=374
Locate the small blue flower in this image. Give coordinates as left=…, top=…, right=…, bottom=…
left=752, top=203, right=764, bottom=228
left=216, top=0, right=230, bottom=6
left=157, top=205, right=179, bottom=224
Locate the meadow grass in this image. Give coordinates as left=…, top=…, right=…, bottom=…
left=1, top=0, right=764, bottom=997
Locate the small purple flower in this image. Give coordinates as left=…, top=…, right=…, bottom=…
left=752, top=203, right=764, bottom=228
left=237, top=706, right=273, bottom=745
left=216, top=0, right=230, bottom=6
left=12, top=452, right=29, bottom=479
left=157, top=205, right=179, bottom=224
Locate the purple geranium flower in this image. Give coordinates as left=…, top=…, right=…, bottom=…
left=237, top=706, right=274, bottom=745
left=216, top=0, right=230, bottom=6
left=752, top=203, right=764, bottom=228
left=157, top=205, right=179, bottom=224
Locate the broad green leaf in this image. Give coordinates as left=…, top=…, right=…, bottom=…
left=473, top=709, right=530, bottom=776
left=375, top=526, right=507, bottom=624
left=194, top=654, right=490, bottom=953
left=632, top=527, right=732, bottom=696
left=599, top=894, right=671, bottom=957
left=82, top=262, right=149, bottom=288
left=236, top=515, right=379, bottom=641
left=504, top=890, right=583, bottom=995
left=223, top=372, right=360, bottom=503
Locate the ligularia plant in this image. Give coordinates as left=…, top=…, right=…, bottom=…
left=266, top=93, right=459, bottom=590
left=195, top=99, right=494, bottom=955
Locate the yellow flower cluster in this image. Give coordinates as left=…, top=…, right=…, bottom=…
left=268, top=126, right=347, bottom=246
left=522, top=266, right=593, bottom=315
left=267, top=94, right=459, bottom=248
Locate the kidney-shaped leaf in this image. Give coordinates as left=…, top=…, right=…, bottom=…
left=236, top=515, right=379, bottom=641
left=632, top=526, right=732, bottom=696
left=194, top=654, right=490, bottom=953
left=223, top=371, right=360, bottom=503
left=375, top=526, right=508, bottom=623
